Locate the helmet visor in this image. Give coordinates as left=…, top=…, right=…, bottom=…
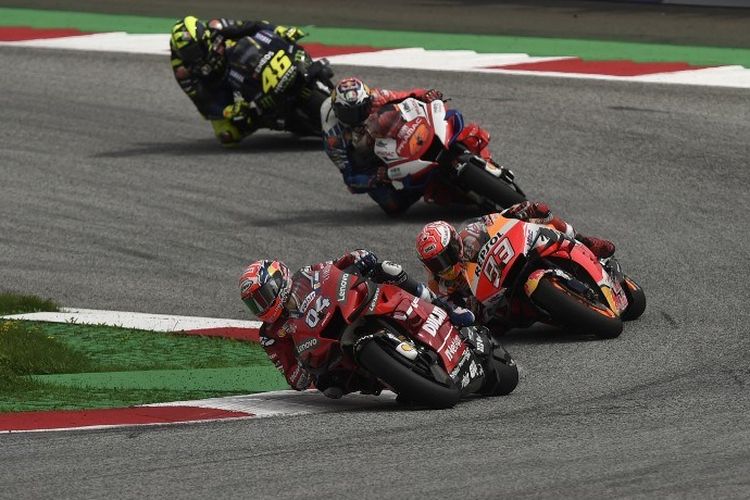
left=179, top=41, right=206, bottom=65
left=242, top=276, right=282, bottom=316
left=334, top=100, right=371, bottom=126
left=422, top=243, right=461, bottom=274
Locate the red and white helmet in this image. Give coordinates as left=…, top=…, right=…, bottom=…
left=239, top=260, right=292, bottom=323
left=331, top=77, right=372, bottom=126
left=415, top=221, right=464, bottom=280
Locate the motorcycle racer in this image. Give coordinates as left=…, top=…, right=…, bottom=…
left=239, top=250, right=475, bottom=398
left=320, top=77, right=448, bottom=215
left=170, top=15, right=306, bottom=145
left=415, top=201, right=616, bottom=327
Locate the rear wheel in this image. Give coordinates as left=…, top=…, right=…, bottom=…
left=620, top=275, right=646, bottom=321
left=288, top=88, right=330, bottom=136
left=530, top=276, right=623, bottom=339
left=457, top=159, right=526, bottom=209
left=357, top=339, right=461, bottom=409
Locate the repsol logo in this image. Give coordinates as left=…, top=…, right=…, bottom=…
left=296, top=337, right=319, bottom=354
left=475, top=234, right=501, bottom=275
left=422, top=306, right=448, bottom=337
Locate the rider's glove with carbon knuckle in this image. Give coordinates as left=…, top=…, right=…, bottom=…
left=502, top=201, right=551, bottom=222
left=433, top=297, right=476, bottom=327
left=351, top=249, right=378, bottom=275
left=274, top=25, right=306, bottom=42
left=421, top=89, right=444, bottom=103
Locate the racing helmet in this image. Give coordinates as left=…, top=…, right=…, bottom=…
left=331, top=77, right=372, bottom=126
left=416, top=221, right=464, bottom=281
left=170, top=16, right=223, bottom=76
left=239, top=260, right=292, bottom=323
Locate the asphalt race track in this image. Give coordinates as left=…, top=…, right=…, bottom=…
left=1, top=32, right=750, bottom=500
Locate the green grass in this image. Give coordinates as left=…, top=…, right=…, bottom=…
left=0, top=292, right=58, bottom=315
left=0, top=319, right=287, bottom=412
left=38, top=322, right=269, bottom=371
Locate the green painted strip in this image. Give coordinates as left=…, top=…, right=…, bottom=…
left=0, top=7, right=172, bottom=33
left=305, top=27, right=750, bottom=68
left=1, top=7, right=749, bottom=68
left=33, top=366, right=289, bottom=392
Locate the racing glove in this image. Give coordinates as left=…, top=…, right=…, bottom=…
left=433, top=296, right=476, bottom=327
left=274, top=25, right=307, bottom=42
left=223, top=100, right=254, bottom=126
left=420, top=89, right=444, bottom=103
left=502, top=201, right=551, bottom=222
left=350, top=249, right=379, bottom=275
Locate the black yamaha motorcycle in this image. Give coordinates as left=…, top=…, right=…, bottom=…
left=225, top=29, right=334, bottom=136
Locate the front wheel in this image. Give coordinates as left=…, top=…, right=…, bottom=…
left=530, top=276, right=623, bottom=339
left=356, top=339, right=460, bottom=409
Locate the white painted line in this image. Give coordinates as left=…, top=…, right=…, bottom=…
left=2, top=390, right=397, bottom=433
left=1, top=308, right=261, bottom=332
left=325, top=47, right=570, bottom=71
left=147, top=389, right=398, bottom=417
left=0, top=32, right=170, bottom=54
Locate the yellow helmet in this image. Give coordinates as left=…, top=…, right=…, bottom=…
left=170, top=16, right=211, bottom=66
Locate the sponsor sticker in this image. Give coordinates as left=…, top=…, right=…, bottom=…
left=337, top=273, right=350, bottom=303
left=421, top=306, right=448, bottom=337
left=295, top=337, right=319, bottom=354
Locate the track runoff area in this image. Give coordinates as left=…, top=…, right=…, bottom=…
left=2, top=8, right=749, bottom=433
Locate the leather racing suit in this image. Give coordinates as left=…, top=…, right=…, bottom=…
left=170, top=18, right=284, bottom=144
left=320, top=88, right=441, bottom=215
left=259, top=250, right=471, bottom=396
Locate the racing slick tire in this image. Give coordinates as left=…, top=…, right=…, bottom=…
left=458, top=160, right=526, bottom=210
left=530, top=276, right=624, bottom=339
left=620, top=275, right=646, bottom=321
left=357, top=339, right=461, bottom=409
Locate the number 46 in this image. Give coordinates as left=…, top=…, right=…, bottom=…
left=262, top=50, right=292, bottom=93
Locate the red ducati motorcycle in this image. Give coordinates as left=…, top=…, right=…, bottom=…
left=284, top=263, right=519, bottom=409
left=465, top=215, right=646, bottom=338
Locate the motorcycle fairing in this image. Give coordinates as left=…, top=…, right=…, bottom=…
left=372, top=98, right=453, bottom=186
left=533, top=235, right=628, bottom=314
left=464, top=216, right=525, bottom=303
left=464, top=217, right=628, bottom=315
left=367, top=286, right=466, bottom=374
